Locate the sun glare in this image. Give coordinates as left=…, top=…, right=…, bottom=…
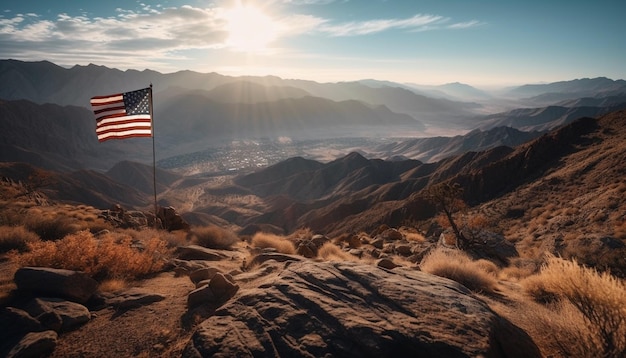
left=223, top=5, right=279, bottom=52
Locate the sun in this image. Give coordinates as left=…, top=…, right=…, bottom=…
left=223, top=5, right=279, bottom=53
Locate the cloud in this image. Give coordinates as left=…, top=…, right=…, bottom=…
left=0, top=4, right=483, bottom=72
left=317, top=14, right=447, bottom=36
left=447, top=20, right=484, bottom=29
left=0, top=6, right=229, bottom=67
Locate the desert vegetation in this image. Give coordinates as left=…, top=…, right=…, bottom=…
left=419, top=247, right=498, bottom=294
left=9, top=230, right=170, bottom=281
left=521, top=255, right=626, bottom=358
left=250, top=232, right=296, bottom=254
left=187, top=225, right=240, bottom=250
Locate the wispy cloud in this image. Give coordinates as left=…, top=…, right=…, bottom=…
left=0, top=6, right=230, bottom=68
left=0, top=5, right=483, bottom=71
left=447, top=20, right=484, bottom=29
left=317, top=14, right=447, bottom=36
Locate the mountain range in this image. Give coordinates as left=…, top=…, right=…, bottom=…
left=2, top=59, right=626, bottom=172
left=0, top=58, right=625, bottom=277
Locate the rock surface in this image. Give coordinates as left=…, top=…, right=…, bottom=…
left=104, top=288, right=166, bottom=309
left=24, top=297, right=91, bottom=332
left=13, top=267, right=98, bottom=303
left=6, top=330, right=57, bottom=358
left=183, top=261, right=540, bottom=357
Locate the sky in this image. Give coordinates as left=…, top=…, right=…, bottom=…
left=1, top=0, right=625, bottom=87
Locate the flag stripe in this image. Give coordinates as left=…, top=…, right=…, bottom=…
left=98, top=130, right=153, bottom=141
left=90, top=88, right=152, bottom=142
left=97, top=122, right=152, bottom=134
left=90, top=94, right=123, bottom=104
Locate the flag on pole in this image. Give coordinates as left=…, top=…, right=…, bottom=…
left=90, top=87, right=152, bottom=142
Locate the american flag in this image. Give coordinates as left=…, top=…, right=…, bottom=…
left=90, top=87, right=152, bottom=142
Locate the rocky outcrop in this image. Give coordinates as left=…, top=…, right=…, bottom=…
left=13, top=267, right=98, bottom=303
left=6, top=330, right=57, bottom=358
left=183, top=261, right=540, bottom=357
left=103, top=288, right=166, bottom=309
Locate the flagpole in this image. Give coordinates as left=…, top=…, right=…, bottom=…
left=149, top=84, right=158, bottom=229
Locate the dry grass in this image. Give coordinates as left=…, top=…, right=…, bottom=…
left=521, top=254, right=626, bottom=357
left=21, top=212, right=81, bottom=241
left=10, top=230, right=171, bottom=281
left=188, top=225, right=239, bottom=250
left=317, top=242, right=354, bottom=261
left=499, top=258, right=540, bottom=282
left=98, top=278, right=128, bottom=293
left=0, top=225, right=39, bottom=253
left=419, top=248, right=498, bottom=294
left=399, top=227, right=426, bottom=242
left=287, top=227, right=314, bottom=241
left=250, top=232, right=296, bottom=254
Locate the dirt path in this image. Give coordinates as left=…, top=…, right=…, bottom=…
left=49, top=272, right=196, bottom=358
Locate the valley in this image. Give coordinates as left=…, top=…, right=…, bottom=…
left=1, top=59, right=625, bottom=357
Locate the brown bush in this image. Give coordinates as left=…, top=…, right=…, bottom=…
left=419, top=248, right=498, bottom=294
left=317, top=242, right=354, bottom=261
left=12, top=230, right=171, bottom=281
left=21, top=212, right=80, bottom=241
left=0, top=225, right=39, bottom=253
left=287, top=227, right=313, bottom=241
left=250, top=232, right=295, bottom=254
left=522, top=255, right=626, bottom=357
left=188, top=225, right=239, bottom=250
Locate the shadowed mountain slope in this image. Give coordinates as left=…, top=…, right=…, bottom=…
left=374, top=126, right=539, bottom=162
left=476, top=103, right=626, bottom=132
left=227, top=110, right=625, bottom=262
left=0, top=162, right=149, bottom=208
left=106, top=161, right=182, bottom=195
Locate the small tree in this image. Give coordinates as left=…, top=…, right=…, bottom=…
left=426, top=182, right=470, bottom=249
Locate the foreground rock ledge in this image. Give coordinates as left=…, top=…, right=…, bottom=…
left=183, top=261, right=540, bottom=358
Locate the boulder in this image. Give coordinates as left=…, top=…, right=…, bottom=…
left=247, top=252, right=302, bottom=268
left=6, top=331, right=57, bottom=358
left=0, top=307, right=43, bottom=338
left=177, top=245, right=230, bottom=261
left=208, top=273, right=239, bottom=301
left=394, top=243, right=413, bottom=256
left=378, top=228, right=403, bottom=241
left=376, top=258, right=399, bottom=270
left=187, top=285, right=216, bottom=309
left=0, top=307, right=44, bottom=354
left=189, top=267, right=221, bottom=285
left=158, top=206, right=190, bottom=231
left=104, top=288, right=166, bottom=309
left=14, top=267, right=98, bottom=303
left=187, top=273, right=239, bottom=309
left=310, top=234, right=330, bottom=247
left=23, top=297, right=91, bottom=332
left=296, top=241, right=317, bottom=258
left=183, top=261, right=540, bottom=358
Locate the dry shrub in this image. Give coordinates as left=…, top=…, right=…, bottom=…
left=0, top=225, right=39, bottom=253
left=158, top=229, right=189, bottom=248
left=189, top=225, right=239, bottom=250
left=435, top=213, right=451, bottom=229
left=13, top=230, right=170, bottom=281
left=98, top=278, right=127, bottom=293
left=521, top=255, right=626, bottom=357
left=22, top=213, right=80, bottom=241
left=419, top=248, right=497, bottom=294
left=251, top=232, right=295, bottom=254
left=499, top=258, right=539, bottom=281
left=317, top=242, right=354, bottom=261
left=399, top=227, right=426, bottom=242
left=287, top=227, right=313, bottom=241
left=475, top=259, right=499, bottom=276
